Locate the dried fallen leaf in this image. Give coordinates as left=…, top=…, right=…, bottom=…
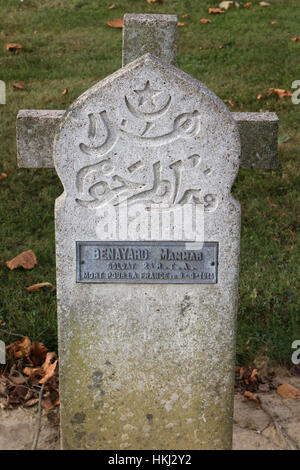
left=257, top=94, right=264, bottom=100
left=27, top=282, right=55, bottom=292
left=30, top=341, right=48, bottom=366
left=271, top=21, right=278, bottom=25
left=23, top=366, right=44, bottom=379
left=12, top=83, right=25, bottom=90
left=0, top=173, right=7, bottom=180
left=267, top=88, right=292, bottom=98
left=244, top=390, right=261, bottom=404
left=40, top=360, right=58, bottom=384
left=147, top=0, right=163, bottom=3
left=6, top=336, right=31, bottom=360
left=277, top=383, right=300, bottom=399
left=33, top=29, right=38, bottom=34
left=224, top=99, right=236, bottom=107
left=182, top=14, right=189, bottom=18
left=39, top=352, right=58, bottom=384
left=42, top=391, right=60, bottom=410
left=243, top=2, right=252, bottom=6
left=259, top=1, right=270, bottom=5
left=9, top=374, right=27, bottom=385
left=108, top=3, right=115, bottom=8
left=200, top=18, right=212, bottom=24
left=291, top=37, right=299, bottom=42
left=6, top=250, right=37, bottom=270
left=5, top=43, right=22, bottom=53
left=209, top=7, right=225, bottom=14
left=12, top=385, right=28, bottom=399
left=239, top=366, right=250, bottom=382
left=107, top=18, right=123, bottom=28
left=177, top=22, right=185, bottom=27
left=23, top=398, right=39, bottom=407
left=62, top=88, right=68, bottom=96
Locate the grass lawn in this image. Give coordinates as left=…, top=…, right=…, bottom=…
left=0, top=0, right=299, bottom=363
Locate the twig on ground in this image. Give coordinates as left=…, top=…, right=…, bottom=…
left=31, top=383, right=45, bottom=450
left=0, top=328, right=25, bottom=338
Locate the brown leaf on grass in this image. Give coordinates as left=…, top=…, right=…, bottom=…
left=200, top=18, right=212, bottom=24
left=208, top=8, right=225, bottom=14
left=108, top=3, right=115, bottom=8
left=177, top=22, right=185, bottom=27
left=0, top=173, right=7, bottom=180
left=291, top=37, right=299, bottom=42
left=13, top=83, right=25, bottom=90
left=62, top=88, right=68, bottom=96
left=244, top=390, right=261, bottom=404
left=259, top=1, right=270, bottom=5
left=243, top=2, right=252, bottom=6
left=147, top=0, right=163, bottom=3
left=6, top=336, right=31, bottom=360
left=257, top=93, right=264, bottom=100
left=30, top=341, right=48, bottom=366
left=5, top=43, right=22, bottom=53
left=6, top=250, right=37, bottom=270
left=271, top=21, right=278, bottom=25
left=224, top=99, right=236, bottom=107
left=267, top=88, right=292, bottom=98
left=27, top=282, right=55, bottom=292
left=107, top=18, right=123, bottom=28
left=277, top=383, right=300, bottom=399
left=33, top=29, right=38, bottom=34
left=182, top=14, right=189, bottom=18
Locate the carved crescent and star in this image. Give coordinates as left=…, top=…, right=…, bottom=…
left=75, top=81, right=217, bottom=211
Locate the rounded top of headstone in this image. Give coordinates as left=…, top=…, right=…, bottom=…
left=54, top=54, right=240, bottom=212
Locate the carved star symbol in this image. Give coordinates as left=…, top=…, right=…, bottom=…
left=134, top=81, right=161, bottom=107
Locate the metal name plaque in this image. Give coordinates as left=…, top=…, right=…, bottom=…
left=76, top=241, right=218, bottom=284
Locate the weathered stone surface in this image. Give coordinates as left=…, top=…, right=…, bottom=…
left=233, top=112, right=279, bottom=169
left=16, top=110, right=64, bottom=168
left=16, top=110, right=279, bottom=170
left=122, top=14, right=178, bottom=66
left=54, top=54, right=241, bottom=450
left=0, top=80, right=5, bottom=105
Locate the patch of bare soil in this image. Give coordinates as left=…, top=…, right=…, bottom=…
left=233, top=369, right=300, bottom=450
left=0, top=406, right=60, bottom=450
left=0, top=370, right=299, bottom=450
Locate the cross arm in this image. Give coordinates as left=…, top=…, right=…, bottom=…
left=233, top=112, right=279, bottom=169
left=16, top=109, right=279, bottom=170
left=17, top=109, right=65, bottom=168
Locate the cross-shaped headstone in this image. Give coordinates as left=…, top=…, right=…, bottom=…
left=15, top=14, right=279, bottom=451
left=17, top=14, right=279, bottom=171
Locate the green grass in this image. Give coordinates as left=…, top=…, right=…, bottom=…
left=0, top=0, right=299, bottom=362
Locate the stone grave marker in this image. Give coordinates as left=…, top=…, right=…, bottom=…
left=15, top=14, right=279, bottom=450
left=54, top=53, right=240, bottom=450
left=54, top=54, right=240, bottom=449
